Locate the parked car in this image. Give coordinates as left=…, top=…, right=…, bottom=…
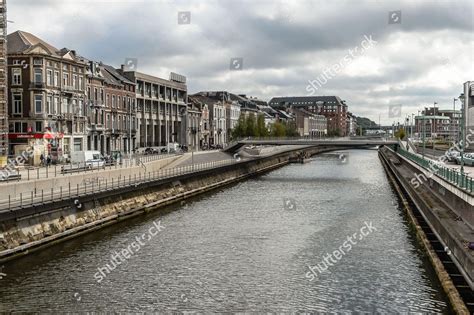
left=456, top=153, right=474, bottom=166
left=446, top=151, right=460, bottom=163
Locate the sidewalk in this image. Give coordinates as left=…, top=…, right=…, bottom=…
left=402, top=140, right=473, bottom=175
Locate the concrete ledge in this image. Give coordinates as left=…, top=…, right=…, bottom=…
left=379, top=149, right=469, bottom=314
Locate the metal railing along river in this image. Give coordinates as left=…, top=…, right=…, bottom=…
left=396, top=144, right=473, bottom=193
left=0, top=152, right=181, bottom=182
left=0, top=158, right=236, bottom=212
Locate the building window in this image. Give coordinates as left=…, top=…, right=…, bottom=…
left=47, top=69, right=53, bottom=86
left=54, top=71, right=59, bottom=86
left=73, top=74, right=77, bottom=89
left=34, top=68, right=43, bottom=83
left=79, top=76, right=83, bottom=90
left=35, top=94, right=43, bottom=113
left=54, top=97, right=59, bottom=115
left=12, top=93, right=22, bottom=114
left=63, top=73, right=69, bottom=86
left=35, top=121, right=42, bottom=132
left=62, top=97, right=68, bottom=114
left=33, top=58, right=43, bottom=65
left=12, top=68, right=21, bottom=85
left=47, top=95, right=53, bottom=114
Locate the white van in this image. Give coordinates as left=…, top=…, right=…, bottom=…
left=70, top=150, right=105, bottom=168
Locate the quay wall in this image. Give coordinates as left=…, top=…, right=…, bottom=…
left=379, top=146, right=472, bottom=313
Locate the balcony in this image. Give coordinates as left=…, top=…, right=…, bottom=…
left=29, top=82, right=46, bottom=89
left=90, top=123, right=105, bottom=132
left=62, top=85, right=75, bottom=94
left=88, top=100, right=105, bottom=108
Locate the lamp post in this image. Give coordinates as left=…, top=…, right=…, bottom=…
left=422, top=111, right=426, bottom=160
left=459, top=93, right=465, bottom=175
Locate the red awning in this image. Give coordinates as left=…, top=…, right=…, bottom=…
left=8, top=133, right=64, bottom=139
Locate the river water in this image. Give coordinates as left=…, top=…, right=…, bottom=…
left=0, top=150, right=450, bottom=312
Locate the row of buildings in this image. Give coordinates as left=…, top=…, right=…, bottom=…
left=412, top=86, right=474, bottom=142
left=1, top=30, right=357, bottom=163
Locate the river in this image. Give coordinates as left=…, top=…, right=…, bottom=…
left=0, top=150, right=450, bottom=312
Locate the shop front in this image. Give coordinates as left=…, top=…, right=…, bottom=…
left=8, top=132, right=64, bottom=166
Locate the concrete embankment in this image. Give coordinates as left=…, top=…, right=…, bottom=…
left=0, top=154, right=182, bottom=200
left=0, top=146, right=338, bottom=263
left=379, top=146, right=473, bottom=314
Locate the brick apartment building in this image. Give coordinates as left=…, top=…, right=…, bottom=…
left=85, top=61, right=136, bottom=155
left=268, top=96, right=348, bottom=136
left=0, top=0, right=7, bottom=158
left=7, top=30, right=88, bottom=163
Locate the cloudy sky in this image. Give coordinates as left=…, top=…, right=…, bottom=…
left=9, top=0, right=474, bottom=124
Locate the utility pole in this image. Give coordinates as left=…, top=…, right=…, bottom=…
left=422, top=111, right=426, bottom=161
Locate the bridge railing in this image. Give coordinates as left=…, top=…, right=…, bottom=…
left=396, top=145, right=473, bottom=193
left=0, top=158, right=238, bottom=212
left=232, top=136, right=397, bottom=142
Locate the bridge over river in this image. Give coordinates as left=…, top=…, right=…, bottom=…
left=224, top=137, right=398, bottom=153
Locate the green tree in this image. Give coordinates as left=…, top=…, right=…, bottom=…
left=257, top=114, right=268, bottom=137
left=231, top=114, right=247, bottom=139
left=246, top=113, right=258, bottom=137
left=271, top=122, right=286, bottom=137
left=395, top=128, right=406, bottom=140
left=284, top=121, right=299, bottom=137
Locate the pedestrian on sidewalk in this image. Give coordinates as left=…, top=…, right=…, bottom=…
left=40, top=153, right=45, bottom=166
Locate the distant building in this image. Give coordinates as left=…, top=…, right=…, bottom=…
left=346, top=112, right=358, bottom=136
left=185, top=96, right=203, bottom=150
left=189, top=93, right=227, bottom=146
left=438, top=109, right=461, bottom=142
left=7, top=30, right=88, bottom=163
left=225, top=101, right=240, bottom=143
left=415, top=107, right=449, bottom=139
left=463, top=81, right=474, bottom=144
left=269, top=96, right=348, bottom=136
left=0, top=0, right=7, bottom=157
left=85, top=61, right=136, bottom=155
left=292, top=107, right=327, bottom=137
left=119, top=69, right=187, bottom=148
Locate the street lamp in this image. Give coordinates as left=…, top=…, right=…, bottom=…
left=459, top=93, right=465, bottom=175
